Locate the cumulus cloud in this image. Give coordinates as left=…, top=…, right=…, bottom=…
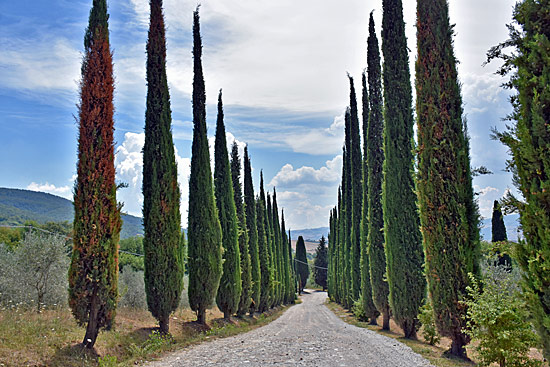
left=475, top=185, right=501, bottom=218
left=285, top=114, right=345, bottom=155
left=27, top=182, right=72, bottom=200
left=270, top=155, right=342, bottom=188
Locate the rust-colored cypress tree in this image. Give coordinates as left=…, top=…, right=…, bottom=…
left=69, top=0, right=122, bottom=349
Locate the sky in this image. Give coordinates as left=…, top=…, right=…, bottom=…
left=0, top=0, right=518, bottom=234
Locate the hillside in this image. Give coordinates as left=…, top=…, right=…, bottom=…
left=0, top=187, right=143, bottom=239
left=290, top=227, right=328, bottom=242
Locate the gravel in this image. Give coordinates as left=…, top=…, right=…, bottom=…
left=146, top=290, right=435, bottom=367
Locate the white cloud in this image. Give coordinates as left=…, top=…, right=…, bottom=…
left=27, top=182, right=72, bottom=200
left=285, top=114, right=345, bottom=155
left=475, top=185, right=501, bottom=219
left=269, top=155, right=342, bottom=188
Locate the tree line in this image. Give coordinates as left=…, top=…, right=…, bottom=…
left=328, top=0, right=550, bottom=361
left=69, top=0, right=297, bottom=349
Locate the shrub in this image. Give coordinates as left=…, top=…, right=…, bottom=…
left=352, top=294, right=368, bottom=322
left=464, top=265, right=541, bottom=367
left=418, top=299, right=440, bottom=346
left=118, top=267, right=147, bottom=309
left=0, top=232, right=69, bottom=310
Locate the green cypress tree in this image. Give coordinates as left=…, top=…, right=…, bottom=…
left=416, top=0, right=480, bottom=355
left=348, top=76, right=363, bottom=306
left=281, top=210, right=292, bottom=304
left=187, top=8, right=222, bottom=325
left=314, top=236, right=328, bottom=291
left=296, top=236, right=310, bottom=294
left=244, top=147, right=261, bottom=313
left=360, top=71, right=380, bottom=324
left=491, top=200, right=507, bottom=243
left=288, top=229, right=297, bottom=301
left=337, top=185, right=346, bottom=305
left=231, top=142, right=251, bottom=317
left=142, top=0, right=183, bottom=335
left=266, top=193, right=277, bottom=307
left=68, top=0, right=121, bottom=348
left=342, top=110, right=353, bottom=309
left=366, top=13, right=390, bottom=331
left=488, top=0, right=550, bottom=357
left=328, top=209, right=334, bottom=299
left=257, top=172, right=273, bottom=312
left=272, top=189, right=284, bottom=305
left=382, top=0, right=426, bottom=339
left=214, top=90, right=242, bottom=319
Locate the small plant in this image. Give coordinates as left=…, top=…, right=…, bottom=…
left=464, top=266, right=542, bottom=367
left=98, top=354, right=118, bottom=367
left=128, top=330, right=173, bottom=358
left=352, top=295, right=367, bottom=322
left=417, top=299, right=440, bottom=346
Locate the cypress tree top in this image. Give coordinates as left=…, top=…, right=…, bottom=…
left=491, top=200, right=507, bottom=242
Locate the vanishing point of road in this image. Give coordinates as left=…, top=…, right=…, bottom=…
left=147, top=291, right=434, bottom=367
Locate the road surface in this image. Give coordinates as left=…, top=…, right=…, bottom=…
left=147, top=291, right=433, bottom=367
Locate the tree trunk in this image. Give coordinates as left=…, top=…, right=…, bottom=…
left=402, top=320, right=417, bottom=339
left=159, top=316, right=169, bottom=334
left=224, top=310, right=231, bottom=320
left=197, top=308, right=206, bottom=325
left=83, top=290, right=100, bottom=349
left=369, top=316, right=378, bottom=326
left=447, top=332, right=468, bottom=359
left=382, top=311, right=390, bottom=330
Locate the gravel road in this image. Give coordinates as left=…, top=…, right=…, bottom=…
left=146, top=291, right=434, bottom=367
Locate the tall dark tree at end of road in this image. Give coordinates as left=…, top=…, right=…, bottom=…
left=243, top=147, right=261, bottom=314
left=314, top=236, right=328, bottom=291
left=295, top=236, right=309, bottom=294
left=488, top=0, right=550, bottom=357
left=416, top=0, right=480, bottom=356
left=231, top=142, right=252, bottom=317
left=382, top=0, right=425, bottom=339
left=214, top=90, right=242, bottom=320
left=348, top=76, right=363, bottom=306
left=366, top=12, right=389, bottom=330
left=142, top=0, right=183, bottom=335
left=491, top=200, right=510, bottom=267
left=187, top=8, right=222, bottom=326
left=360, top=71, right=380, bottom=324
left=69, top=0, right=122, bottom=348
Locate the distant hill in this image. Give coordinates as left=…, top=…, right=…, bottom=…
left=0, top=187, right=143, bottom=239
left=480, top=213, right=520, bottom=242
left=290, top=227, right=328, bottom=243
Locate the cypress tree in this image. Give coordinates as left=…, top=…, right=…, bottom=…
left=488, top=0, right=550, bottom=356
left=338, top=184, right=346, bottom=305
left=382, top=0, right=426, bottom=339
left=314, top=236, right=328, bottom=291
left=272, top=189, right=284, bottom=305
left=266, top=193, right=277, bottom=307
left=214, top=90, right=242, bottom=319
left=328, top=209, right=334, bottom=299
left=491, top=200, right=507, bottom=243
left=68, top=0, right=121, bottom=348
left=142, top=0, right=183, bottom=335
left=231, top=142, right=251, bottom=317
left=257, top=172, right=273, bottom=312
left=342, top=110, right=353, bottom=308
left=187, top=8, right=222, bottom=325
left=366, top=13, right=390, bottom=331
left=280, top=210, right=290, bottom=303
left=295, top=236, right=309, bottom=294
left=348, top=76, right=363, bottom=305
left=416, top=0, right=481, bottom=355
left=360, top=71, right=380, bottom=324
left=244, top=147, right=261, bottom=313
left=288, top=229, right=297, bottom=300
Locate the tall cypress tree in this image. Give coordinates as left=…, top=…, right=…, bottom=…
left=187, top=8, right=222, bottom=325
left=142, top=0, right=183, bottom=335
left=382, top=0, right=425, bottom=339
left=295, top=236, right=310, bottom=294
left=281, top=210, right=292, bottom=303
left=69, top=0, right=121, bottom=348
left=488, top=0, right=550, bottom=357
left=416, top=0, right=480, bottom=355
left=244, top=147, right=261, bottom=313
left=288, top=229, right=297, bottom=300
left=266, top=193, right=277, bottom=307
left=257, top=172, right=273, bottom=312
left=272, top=189, right=284, bottom=305
left=349, top=76, right=363, bottom=305
left=360, top=71, right=380, bottom=324
left=214, top=90, right=242, bottom=319
left=342, top=109, right=353, bottom=308
left=231, top=142, right=251, bottom=317
left=314, top=236, right=328, bottom=291
left=366, top=13, right=390, bottom=331
left=491, top=200, right=507, bottom=243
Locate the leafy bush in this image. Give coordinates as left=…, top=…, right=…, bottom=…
left=417, top=299, right=440, bottom=346
left=0, top=231, right=69, bottom=310
left=464, top=265, right=541, bottom=367
left=128, top=330, right=173, bottom=358
left=352, top=294, right=368, bottom=322
left=118, top=267, right=147, bottom=309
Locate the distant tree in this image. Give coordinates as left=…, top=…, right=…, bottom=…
left=360, top=70, right=380, bottom=324
left=257, top=172, right=273, bottom=312
left=142, top=0, right=183, bottom=334
left=366, top=13, right=389, bottom=330
left=214, top=90, right=242, bottom=319
left=288, top=229, right=297, bottom=300
left=187, top=8, right=222, bottom=325
left=231, top=142, right=251, bottom=317
left=243, top=147, right=261, bottom=313
left=295, top=236, right=309, bottom=294
left=382, top=0, right=425, bottom=339
left=68, top=0, right=122, bottom=348
left=488, top=0, right=550, bottom=357
left=492, top=200, right=507, bottom=243
left=342, top=110, right=353, bottom=309
left=416, top=0, right=481, bottom=355
left=313, top=236, right=328, bottom=291
left=266, top=193, right=277, bottom=308
left=272, top=189, right=284, bottom=306
left=281, top=210, right=292, bottom=303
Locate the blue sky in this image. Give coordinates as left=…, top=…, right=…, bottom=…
left=0, top=0, right=518, bottom=233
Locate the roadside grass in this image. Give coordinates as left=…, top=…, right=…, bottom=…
left=0, top=304, right=291, bottom=367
